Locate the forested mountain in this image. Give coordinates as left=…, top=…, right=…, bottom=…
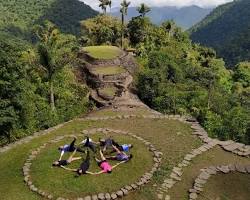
left=0, top=0, right=98, bottom=36
left=190, top=0, right=250, bottom=67
left=110, top=6, right=212, bottom=29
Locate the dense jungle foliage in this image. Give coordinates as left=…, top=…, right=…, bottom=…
left=190, top=0, right=250, bottom=67
left=0, top=0, right=98, bottom=37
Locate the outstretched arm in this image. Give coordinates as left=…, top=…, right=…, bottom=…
left=59, top=150, right=64, bottom=161
left=91, top=170, right=105, bottom=175
left=112, top=145, right=122, bottom=154
left=112, top=161, right=126, bottom=169
left=60, top=166, right=77, bottom=172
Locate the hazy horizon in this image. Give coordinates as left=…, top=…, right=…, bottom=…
left=81, top=0, right=233, bottom=10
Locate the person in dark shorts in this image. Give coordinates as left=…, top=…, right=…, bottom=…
left=53, top=149, right=82, bottom=167
left=106, top=145, right=133, bottom=162
left=99, top=137, right=113, bottom=152
left=58, top=136, right=85, bottom=161
left=61, top=150, right=94, bottom=175
left=93, top=150, right=125, bottom=174
left=79, top=136, right=97, bottom=153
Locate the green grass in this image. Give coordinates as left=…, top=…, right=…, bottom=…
left=83, top=46, right=122, bottom=59
left=31, top=133, right=153, bottom=199
left=99, top=87, right=117, bottom=97
left=0, top=115, right=199, bottom=200
left=168, top=146, right=250, bottom=200
left=199, top=173, right=250, bottom=200
left=92, top=66, right=126, bottom=75
left=87, top=108, right=155, bottom=117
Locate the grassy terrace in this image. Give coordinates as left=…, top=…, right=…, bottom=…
left=0, top=108, right=249, bottom=200
left=0, top=110, right=199, bottom=200
left=98, top=87, right=117, bottom=97
left=83, top=46, right=122, bottom=60
left=92, top=66, right=126, bottom=75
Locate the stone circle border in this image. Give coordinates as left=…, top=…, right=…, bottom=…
left=157, top=118, right=250, bottom=200
left=23, top=128, right=163, bottom=200
left=188, top=164, right=250, bottom=200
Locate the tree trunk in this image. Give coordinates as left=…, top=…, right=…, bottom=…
left=121, top=13, right=124, bottom=49
left=50, top=81, right=55, bottom=111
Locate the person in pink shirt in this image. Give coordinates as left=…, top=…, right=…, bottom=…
left=94, top=150, right=125, bottom=174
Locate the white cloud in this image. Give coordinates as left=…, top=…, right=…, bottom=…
left=82, top=0, right=233, bottom=10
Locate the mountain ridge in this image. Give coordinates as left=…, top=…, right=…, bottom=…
left=110, top=5, right=213, bottom=29
left=190, top=0, right=250, bottom=66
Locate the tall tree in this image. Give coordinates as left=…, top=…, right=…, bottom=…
left=108, top=0, right=112, bottom=13
left=99, top=0, right=110, bottom=14
left=120, top=0, right=130, bottom=49
left=136, top=3, right=151, bottom=17
left=34, top=21, right=77, bottom=111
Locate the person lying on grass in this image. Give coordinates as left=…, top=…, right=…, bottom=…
left=94, top=150, right=126, bottom=174
left=106, top=145, right=133, bottom=162
left=99, top=136, right=113, bottom=152
left=112, top=140, right=133, bottom=153
left=53, top=149, right=82, bottom=167
left=58, top=136, right=84, bottom=161
left=60, top=150, right=95, bottom=175
left=79, top=136, right=97, bottom=153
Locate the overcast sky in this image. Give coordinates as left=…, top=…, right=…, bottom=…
left=81, top=0, right=233, bottom=10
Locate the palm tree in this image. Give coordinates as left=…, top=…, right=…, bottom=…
left=162, top=20, right=176, bottom=40
left=99, top=0, right=111, bottom=14
left=108, top=0, right=112, bottom=13
left=34, top=21, right=77, bottom=111
left=120, top=0, right=130, bottom=49
left=136, top=3, right=151, bottom=17
left=99, top=0, right=107, bottom=14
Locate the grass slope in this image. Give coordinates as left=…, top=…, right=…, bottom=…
left=84, top=46, right=122, bottom=60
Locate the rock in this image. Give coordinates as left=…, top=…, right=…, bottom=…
left=236, top=164, right=247, bottom=173
left=170, top=173, right=181, bottom=181
left=189, top=189, right=197, bottom=193
left=228, top=164, right=236, bottom=171
left=77, top=198, right=84, bottom=200
left=199, top=171, right=210, bottom=180
left=116, top=190, right=123, bottom=197
left=125, top=185, right=133, bottom=191
left=173, top=167, right=182, bottom=176
left=110, top=193, right=117, bottom=200
left=105, top=193, right=111, bottom=200
left=121, top=188, right=128, bottom=195
left=165, top=195, right=170, bottom=200
left=84, top=196, right=91, bottom=200
left=217, top=166, right=230, bottom=173
left=92, top=195, right=98, bottom=200
left=189, top=193, right=198, bottom=199
left=195, top=178, right=206, bottom=185
left=246, top=165, right=250, bottom=173
left=98, top=193, right=105, bottom=200
left=131, top=184, right=138, bottom=189
left=157, top=193, right=163, bottom=199
left=223, top=143, right=244, bottom=152
left=205, top=168, right=217, bottom=175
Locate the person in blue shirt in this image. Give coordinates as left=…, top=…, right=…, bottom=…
left=105, top=145, right=133, bottom=162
